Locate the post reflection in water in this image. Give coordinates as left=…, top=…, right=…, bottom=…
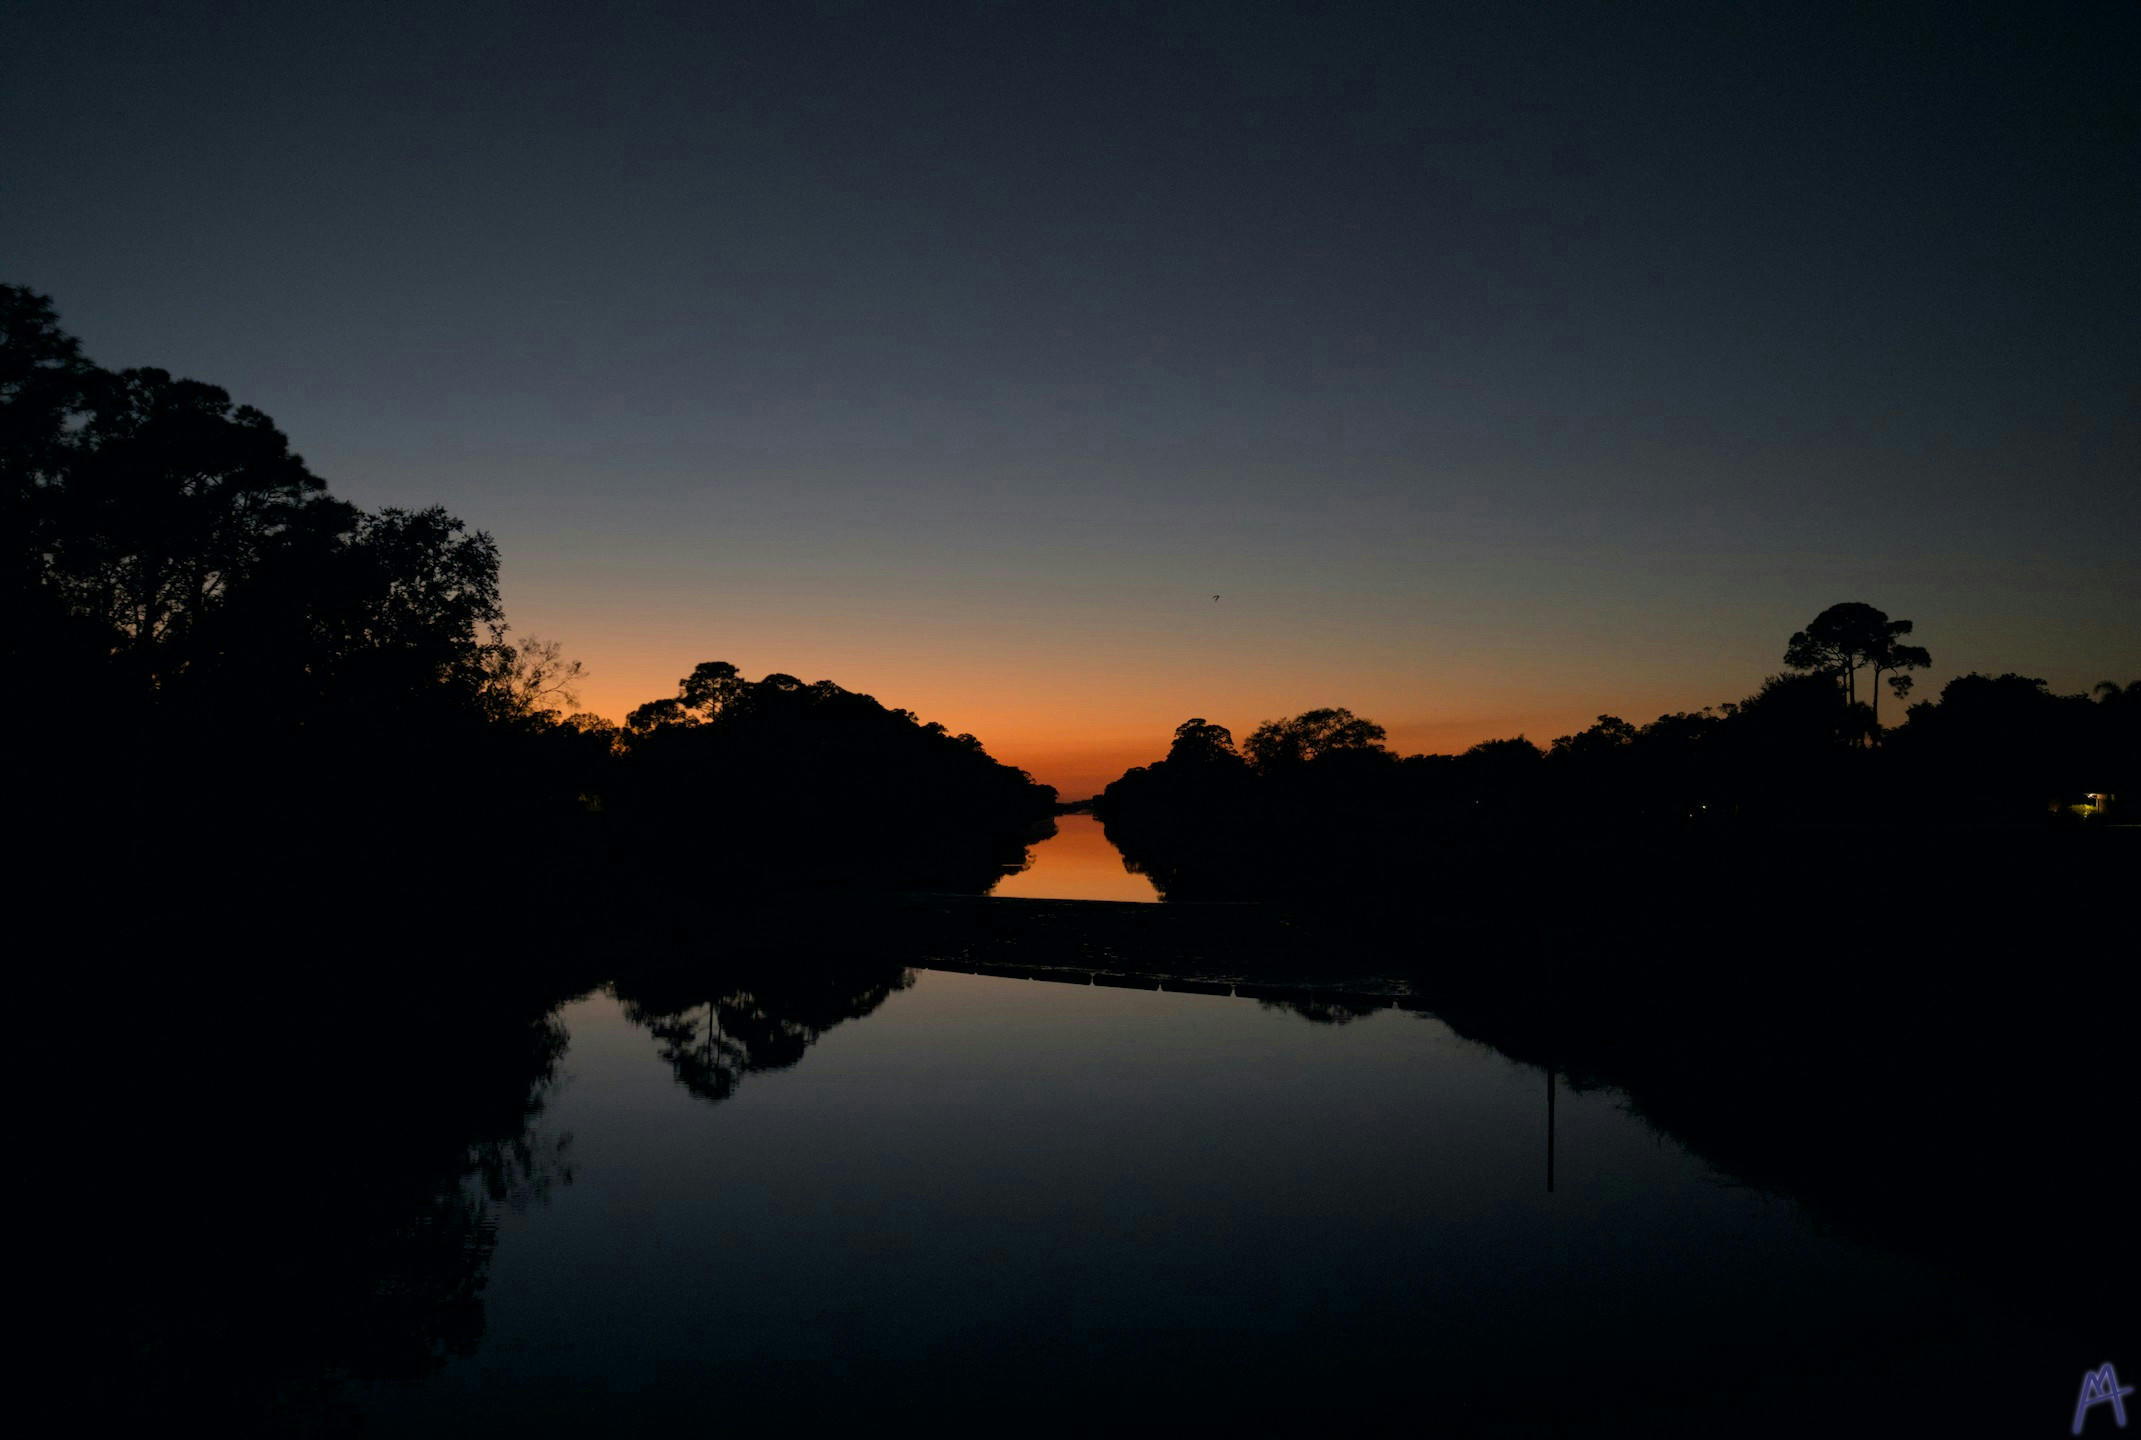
left=989, top=811, right=1159, bottom=903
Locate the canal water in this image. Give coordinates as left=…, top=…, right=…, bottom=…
left=95, top=815, right=2104, bottom=1432
left=348, top=965, right=2075, bottom=1434
left=989, top=812, right=1159, bottom=903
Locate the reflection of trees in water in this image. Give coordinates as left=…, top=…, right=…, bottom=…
left=76, top=981, right=580, bottom=1432
left=616, top=963, right=915, bottom=1104
left=1416, top=950, right=2137, bottom=1339
left=1255, top=995, right=1384, bottom=1026
left=275, top=1008, right=578, bottom=1423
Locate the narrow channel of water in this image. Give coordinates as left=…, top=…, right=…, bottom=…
left=989, top=811, right=1158, bottom=902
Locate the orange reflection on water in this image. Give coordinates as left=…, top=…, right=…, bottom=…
left=991, top=813, right=1159, bottom=904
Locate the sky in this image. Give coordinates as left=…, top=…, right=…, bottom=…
left=6, top=0, right=2136, bottom=796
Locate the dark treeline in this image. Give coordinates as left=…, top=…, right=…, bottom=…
left=611, top=661, right=1054, bottom=891
left=8, top=285, right=1053, bottom=936
left=1097, top=611, right=2137, bottom=909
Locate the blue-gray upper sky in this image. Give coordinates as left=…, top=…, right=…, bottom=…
left=7, top=0, right=2135, bottom=792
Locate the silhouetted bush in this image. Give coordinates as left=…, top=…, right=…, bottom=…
left=614, top=661, right=1056, bottom=892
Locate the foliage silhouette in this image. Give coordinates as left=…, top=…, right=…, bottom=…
left=1097, top=616, right=2134, bottom=905
left=10, top=284, right=1053, bottom=914
left=612, top=662, right=1056, bottom=892
left=1783, top=600, right=1930, bottom=728
left=1891, top=670, right=2135, bottom=822
left=7, top=285, right=602, bottom=931
left=1242, top=706, right=1387, bottom=772
left=1166, top=716, right=1246, bottom=770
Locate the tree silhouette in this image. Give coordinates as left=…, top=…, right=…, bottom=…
left=615, top=662, right=1056, bottom=890
left=1783, top=602, right=1929, bottom=729
left=1549, top=714, right=1637, bottom=760
left=7, top=284, right=632, bottom=933
left=9, top=288, right=541, bottom=729
left=2, top=285, right=95, bottom=495
left=33, top=363, right=350, bottom=682
left=479, top=634, right=586, bottom=724
left=1243, top=707, right=1387, bottom=772
left=301, top=504, right=505, bottom=708
left=9, top=287, right=109, bottom=698
left=1166, top=717, right=1245, bottom=769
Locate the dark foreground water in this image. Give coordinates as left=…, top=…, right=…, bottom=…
left=329, top=965, right=2096, bottom=1436
left=66, top=829, right=2132, bottom=1434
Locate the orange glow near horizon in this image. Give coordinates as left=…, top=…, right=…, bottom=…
left=524, top=585, right=1882, bottom=799
left=566, top=657, right=1643, bottom=799
left=990, top=814, right=1159, bottom=903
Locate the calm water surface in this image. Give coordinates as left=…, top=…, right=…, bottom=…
left=355, top=966, right=2053, bottom=1434
left=990, top=812, right=1159, bottom=902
